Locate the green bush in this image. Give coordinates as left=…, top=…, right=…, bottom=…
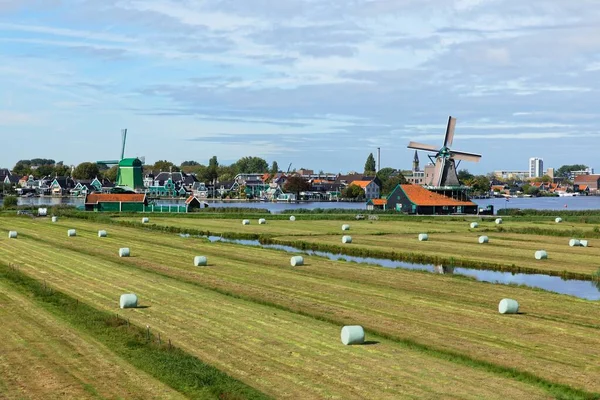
left=3, top=195, right=18, bottom=208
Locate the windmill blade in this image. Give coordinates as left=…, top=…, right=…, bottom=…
left=444, top=116, right=457, bottom=147
left=120, top=128, right=127, bottom=160
left=407, top=141, right=438, bottom=152
left=451, top=150, right=482, bottom=163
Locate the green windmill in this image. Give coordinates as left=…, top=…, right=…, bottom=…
left=97, top=129, right=144, bottom=191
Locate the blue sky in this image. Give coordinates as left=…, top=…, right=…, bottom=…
left=1, top=0, right=599, bottom=174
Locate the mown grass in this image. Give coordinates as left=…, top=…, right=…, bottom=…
left=0, top=279, right=187, bottom=400
left=111, top=216, right=600, bottom=278
left=0, top=220, right=583, bottom=399
left=0, top=262, right=271, bottom=400
left=2, top=216, right=600, bottom=399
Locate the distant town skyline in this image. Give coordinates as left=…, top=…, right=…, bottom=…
left=1, top=1, right=599, bottom=173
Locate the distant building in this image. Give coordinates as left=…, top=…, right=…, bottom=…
left=493, top=170, right=530, bottom=181
left=406, top=151, right=427, bottom=185
left=569, top=168, right=594, bottom=180
left=574, top=175, right=600, bottom=193
left=529, top=157, right=544, bottom=178
left=349, top=179, right=380, bottom=200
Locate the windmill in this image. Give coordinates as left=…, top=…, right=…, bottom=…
left=407, top=116, right=481, bottom=188
left=97, top=129, right=145, bottom=191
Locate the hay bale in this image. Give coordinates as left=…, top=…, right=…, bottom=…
left=8, top=231, right=17, bottom=239
left=580, top=240, right=589, bottom=247
left=341, top=325, right=365, bottom=345
left=470, top=222, right=479, bottom=229
left=342, top=224, right=350, bottom=231
left=98, top=230, right=107, bottom=238
left=478, top=236, right=489, bottom=244
left=290, top=256, right=304, bottom=266
left=258, top=218, right=266, bottom=225
left=242, top=219, right=250, bottom=225
left=119, top=248, right=130, bottom=257
left=418, top=233, right=428, bottom=241
left=289, top=216, right=296, bottom=221
left=555, top=217, right=562, bottom=223
left=194, top=256, right=207, bottom=266
left=67, top=229, right=76, bottom=237
left=119, top=294, right=138, bottom=309
left=52, top=216, right=58, bottom=223
left=534, top=250, right=548, bottom=260
left=569, top=239, right=580, bottom=247
left=495, top=218, right=503, bottom=225
left=141, top=217, right=149, bottom=224
left=498, top=298, right=519, bottom=314
left=342, top=235, right=352, bottom=244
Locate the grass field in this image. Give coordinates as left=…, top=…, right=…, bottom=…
left=117, top=215, right=600, bottom=277
left=1, top=216, right=600, bottom=399
left=0, top=279, right=186, bottom=400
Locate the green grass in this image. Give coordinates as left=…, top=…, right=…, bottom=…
left=2, top=216, right=600, bottom=399
left=0, top=262, right=271, bottom=400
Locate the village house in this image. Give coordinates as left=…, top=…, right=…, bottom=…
left=574, top=174, right=600, bottom=193
left=386, top=184, right=477, bottom=215
left=349, top=179, right=380, bottom=200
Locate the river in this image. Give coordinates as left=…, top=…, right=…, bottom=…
left=6, top=194, right=600, bottom=213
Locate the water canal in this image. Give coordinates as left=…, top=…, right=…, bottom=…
left=202, top=235, right=600, bottom=301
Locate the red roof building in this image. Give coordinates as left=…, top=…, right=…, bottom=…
left=386, top=184, right=477, bottom=214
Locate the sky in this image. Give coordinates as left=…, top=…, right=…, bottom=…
left=1, top=0, right=599, bottom=174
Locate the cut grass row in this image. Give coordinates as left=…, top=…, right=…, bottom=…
left=115, top=216, right=600, bottom=278
left=0, top=221, right=576, bottom=399
left=0, top=264, right=271, bottom=400
left=2, top=217, right=600, bottom=397
left=0, top=279, right=187, bottom=400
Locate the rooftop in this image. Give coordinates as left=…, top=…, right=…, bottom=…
left=85, top=193, right=146, bottom=204
left=400, top=184, right=475, bottom=206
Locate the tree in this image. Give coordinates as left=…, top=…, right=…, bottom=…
left=72, top=162, right=100, bottom=180
left=457, top=169, right=474, bottom=182
left=364, top=153, right=376, bottom=174
left=376, top=167, right=396, bottom=183
left=153, top=160, right=179, bottom=172
left=270, top=161, right=279, bottom=175
left=556, top=164, right=588, bottom=178
left=53, top=164, right=70, bottom=177
left=468, top=175, right=491, bottom=194
left=104, top=165, right=118, bottom=182
left=207, top=156, right=219, bottom=182
left=382, top=176, right=406, bottom=195
left=181, top=160, right=200, bottom=167
left=234, top=157, right=269, bottom=174
left=283, top=176, right=310, bottom=200
left=3, top=195, right=18, bottom=208
left=32, top=164, right=54, bottom=178
left=12, top=160, right=32, bottom=176
left=343, top=184, right=364, bottom=199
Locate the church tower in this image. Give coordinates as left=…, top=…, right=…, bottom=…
left=412, top=150, right=420, bottom=172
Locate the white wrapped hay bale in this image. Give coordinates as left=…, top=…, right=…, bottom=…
left=52, top=216, right=58, bottom=223
left=119, top=294, right=138, bottom=309
left=258, top=218, right=266, bottom=225
left=194, top=256, right=207, bottom=266
left=67, top=229, right=76, bottom=237
left=289, top=216, right=296, bottom=221
left=534, top=250, right=548, bottom=260
left=342, top=235, right=352, bottom=244
left=8, top=231, right=17, bottom=239
left=569, top=239, right=580, bottom=247
left=555, top=217, right=562, bottom=223
left=498, top=298, right=519, bottom=314
left=495, top=218, right=503, bottom=225
left=342, top=224, right=350, bottom=231
left=341, top=325, right=365, bottom=345
left=98, top=230, right=107, bottom=238
left=242, top=219, right=250, bottom=225
left=470, top=222, right=479, bottom=229
left=418, top=233, right=428, bottom=241
left=580, top=240, right=589, bottom=247
left=478, top=236, right=489, bottom=244
left=141, top=217, right=149, bottom=224
left=290, top=256, right=304, bottom=267
left=119, top=248, right=130, bottom=257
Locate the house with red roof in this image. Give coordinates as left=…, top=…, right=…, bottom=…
left=385, top=184, right=478, bottom=214
left=349, top=179, right=380, bottom=200
left=85, top=193, right=148, bottom=212
left=574, top=175, right=600, bottom=193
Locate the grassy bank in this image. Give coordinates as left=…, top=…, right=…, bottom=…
left=0, top=262, right=270, bottom=400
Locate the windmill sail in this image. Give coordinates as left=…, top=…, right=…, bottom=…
left=444, top=116, right=456, bottom=147
left=407, top=142, right=438, bottom=152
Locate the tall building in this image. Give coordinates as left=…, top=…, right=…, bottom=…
left=529, top=157, right=544, bottom=178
